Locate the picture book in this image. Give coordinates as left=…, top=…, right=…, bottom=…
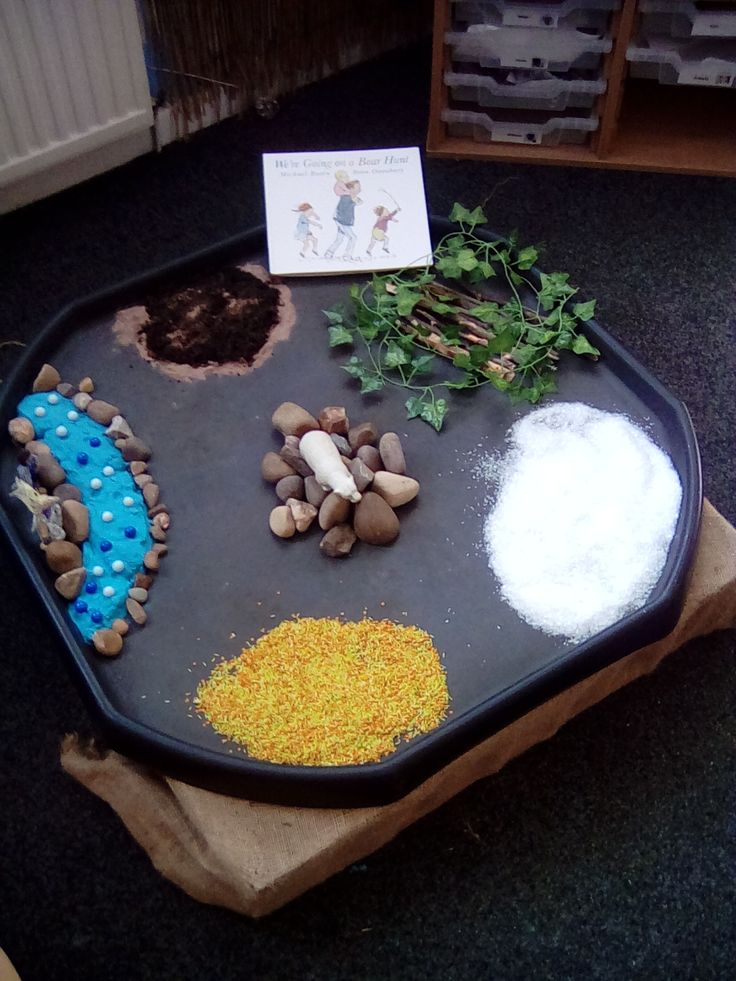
left=262, top=147, right=433, bottom=277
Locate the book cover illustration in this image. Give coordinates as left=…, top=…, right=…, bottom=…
left=262, top=147, right=433, bottom=276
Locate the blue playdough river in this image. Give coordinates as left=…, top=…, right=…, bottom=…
left=18, top=392, right=151, bottom=641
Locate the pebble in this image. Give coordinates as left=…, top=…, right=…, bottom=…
left=348, top=421, right=379, bottom=451
left=45, top=540, right=83, bottom=573
left=126, top=598, right=147, bottom=625
left=106, top=415, right=134, bottom=440
left=142, top=483, right=160, bottom=509
left=353, top=492, right=400, bottom=545
left=143, top=549, right=160, bottom=572
left=379, top=432, right=407, bottom=475
left=53, top=566, right=87, bottom=600
left=78, top=377, right=95, bottom=393
left=32, top=363, right=61, bottom=393
left=272, top=401, right=319, bottom=438
left=92, top=628, right=124, bottom=656
left=153, top=512, right=170, bottom=531
left=148, top=503, right=168, bottom=519
left=304, top=475, right=328, bottom=508
left=318, top=492, right=351, bottom=531
left=72, top=392, right=92, bottom=411
left=128, top=587, right=148, bottom=604
left=120, top=436, right=152, bottom=462
left=56, top=382, right=76, bottom=398
left=286, top=497, right=318, bottom=533
left=86, top=399, right=120, bottom=426
left=111, top=618, right=129, bottom=636
left=152, top=543, right=168, bottom=556
left=261, top=451, right=296, bottom=483
left=318, top=406, right=349, bottom=436
left=348, top=457, right=374, bottom=493
left=34, top=453, right=66, bottom=490
left=275, top=474, right=305, bottom=503
left=151, top=523, right=167, bottom=543
left=280, top=441, right=312, bottom=477
left=61, top=499, right=90, bottom=543
left=25, top=440, right=49, bottom=456
left=135, top=573, right=154, bottom=590
left=130, top=460, right=148, bottom=476
left=269, top=505, right=296, bottom=538
left=372, top=471, right=420, bottom=508
left=134, top=473, right=153, bottom=488
left=319, top=524, right=357, bottom=558
left=53, top=483, right=82, bottom=503
left=356, top=445, right=382, bottom=471
left=8, top=417, right=35, bottom=444
left=329, top=433, right=352, bottom=458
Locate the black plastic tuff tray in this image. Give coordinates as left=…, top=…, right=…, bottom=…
left=0, top=223, right=702, bottom=807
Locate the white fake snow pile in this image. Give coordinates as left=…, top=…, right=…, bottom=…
left=483, top=403, right=682, bottom=643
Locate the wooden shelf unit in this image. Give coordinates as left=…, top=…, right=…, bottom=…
left=427, top=0, right=736, bottom=177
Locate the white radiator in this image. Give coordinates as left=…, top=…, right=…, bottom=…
left=0, top=0, right=153, bottom=211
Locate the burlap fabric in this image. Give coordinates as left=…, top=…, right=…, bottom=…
left=61, top=500, right=736, bottom=918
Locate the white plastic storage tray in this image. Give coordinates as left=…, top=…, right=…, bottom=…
left=441, top=105, right=599, bottom=143
left=445, top=67, right=606, bottom=109
left=446, top=25, right=612, bottom=71
left=452, top=0, right=619, bottom=32
left=627, top=34, right=736, bottom=87
left=638, top=2, right=736, bottom=40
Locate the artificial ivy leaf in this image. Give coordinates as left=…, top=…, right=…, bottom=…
left=323, top=308, right=344, bottom=325
left=436, top=255, right=462, bottom=280
left=525, top=327, right=557, bottom=346
left=478, top=261, right=494, bottom=279
left=571, top=334, right=601, bottom=357
left=514, top=343, right=540, bottom=367
left=515, top=246, right=539, bottom=270
left=456, top=249, right=478, bottom=272
left=360, top=374, right=385, bottom=394
left=441, top=321, right=461, bottom=342
left=469, top=344, right=489, bottom=367
left=420, top=398, right=448, bottom=431
left=445, top=377, right=476, bottom=390
left=342, top=356, right=367, bottom=379
left=405, top=395, right=424, bottom=419
left=452, top=352, right=472, bottom=370
left=485, top=326, right=517, bottom=354
left=396, top=287, right=423, bottom=316
left=467, top=267, right=486, bottom=285
left=557, top=331, right=574, bottom=350
left=469, top=302, right=502, bottom=325
left=410, top=354, right=435, bottom=375
left=444, top=234, right=466, bottom=252
left=449, top=203, right=472, bottom=225
left=328, top=325, right=354, bottom=347
left=348, top=284, right=361, bottom=301
left=572, top=299, right=596, bottom=322
left=509, top=269, right=524, bottom=286
left=466, top=206, right=487, bottom=228
left=431, top=301, right=458, bottom=315
left=396, top=333, right=416, bottom=352
left=384, top=340, right=412, bottom=369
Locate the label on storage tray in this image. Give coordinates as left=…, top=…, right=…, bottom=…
left=491, top=124, right=541, bottom=144
left=677, top=65, right=735, bottom=87
left=691, top=14, right=736, bottom=38
left=502, top=10, right=558, bottom=29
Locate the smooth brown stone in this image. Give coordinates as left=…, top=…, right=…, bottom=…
left=271, top=402, right=319, bottom=438
left=353, top=492, right=400, bottom=545
left=269, top=505, right=296, bottom=538
left=78, top=377, right=95, bottom=393
left=319, top=524, right=357, bottom=558
left=106, top=415, right=133, bottom=440
left=45, top=540, right=83, bottom=574
left=53, top=483, right=82, bottom=504
left=134, top=473, right=153, bottom=488
left=152, top=543, right=168, bottom=556
left=153, top=512, right=170, bottom=531
left=35, top=454, right=66, bottom=490
left=378, top=432, right=407, bottom=475
left=61, top=499, right=90, bottom=543
left=261, top=451, right=296, bottom=483
left=128, top=587, right=148, bottom=604
left=93, top=628, right=123, bottom=656
left=56, top=382, right=76, bottom=398
left=111, top=619, right=129, bottom=636
left=147, top=503, right=168, bottom=518
left=371, top=471, right=419, bottom=508
left=275, top=475, right=305, bottom=503
left=348, top=421, right=379, bottom=452
left=318, top=492, right=351, bottom=531
left=318, top=406, right=349, bottom=436
left=280, top=442, right=312, bottom=477
left=72, top=392, right=92, bottom=412
left=329, top=433, right=352, bottom=458
left=25, top=440, right=50, bottom=457
left=54, top=567, right=86, bottom=600
left=86, top=399, right=120, bottom=426
left=150, top=523, right=167, bottom=542
left=8, top=417, right=35, bottom=444
left=356, top=445, right=382, bottom=471
left=142, top=483, right=160, bottom=509
left=143, top=549, right=160, bottom=572
left=286, top=498, right=318, bottom=533
left=32, top=363, right=60, bottom=392
left=120, top=437, right=152, bottom=463
left=304, top=475, right=328, bottom=508
left=135, top=573, right=154, bottom=590
left=348, top=457, right=374, bottom=493
left=130, top=460, right=148, bottom=476
left=126, top=598, right=147, bottom=625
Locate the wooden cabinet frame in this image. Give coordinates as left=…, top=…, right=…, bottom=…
left=427, top=0, right=736, bottom=176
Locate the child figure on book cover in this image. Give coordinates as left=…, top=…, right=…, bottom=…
left=324, top=171, right=363, bottom=260
left=367, top=202, right=401, bottom=256
left=293, top=202, right=322, bottom=258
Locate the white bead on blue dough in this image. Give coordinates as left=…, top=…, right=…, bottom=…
left=55, top=425, right=68, bottom=438
left=103, top=465, right=114, bottom=477
left=111, top=560, right=125, bottom=573
left=123, top=496, right=135, bottom=507
left=47, top=393, right=59, bottom=405
left=93, top=566, right=104, bottom=577
left=67, top=410, right=79, bottom=421
left=90, top=477, right=102, bottom=490
left=101, top=511, right=114, bottom=523
left=34, top=406, right=46, bottom=417
left=102, top=586, right=115, bottom=598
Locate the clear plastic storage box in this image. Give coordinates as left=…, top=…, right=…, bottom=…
left=441, top=106, right=599, bottom=144
left=637, top=2, right=736, bottom=40
left=446, top=25, right=613, bottom=71
left=444, top=67, right=606, bottom=110
left=452, top=0, right=620, bottom=32
left=627, top=34, right=736, bottom=87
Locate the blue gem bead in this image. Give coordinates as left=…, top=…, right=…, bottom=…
left=99, top=539, right=112, bottom=552
left=89, top=436, right=101, bottom=447
left=85, top=581, right=97, bottom=595
left=90, top=610, right=103, bottom=624
left=74, top=599, right=88, bottom=613
left=124, top=526, right=136, bottom=539
left=76, top=451, right=89, bottom=465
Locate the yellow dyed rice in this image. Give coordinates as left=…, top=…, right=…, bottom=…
left=194, top=617, right=450, bottom=766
